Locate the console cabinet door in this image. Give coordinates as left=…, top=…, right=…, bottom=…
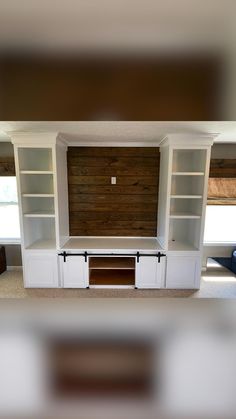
left=24, top=252, right=58, bottom=288
left=166, top=255, right=200, bottom=289
left=62, top=256, right=88, bottom=288
left=136, top=256, right=166, bottom=288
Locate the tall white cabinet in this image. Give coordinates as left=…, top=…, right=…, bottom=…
left=158, top=135, right=213, bottom=288
left=12, top=133, right=69, bottom=288
left=11, top=132, right=214, bottom=290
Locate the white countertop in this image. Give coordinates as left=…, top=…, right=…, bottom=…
left=62, top=237, right=164, bottom=251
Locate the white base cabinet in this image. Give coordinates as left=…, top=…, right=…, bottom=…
left=166, top=254, right=201, bottom=289
left=60, top=255, right=88, bottom=288
left=23, top=251, right=201, bottom=290
left=24, top=252, right=59, bottom=288
left=135, top=256, right=166, bottom=289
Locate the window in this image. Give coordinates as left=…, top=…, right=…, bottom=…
left=0, top=177, right=20, bottom=240
left=204, top=205, right=236, bottom=243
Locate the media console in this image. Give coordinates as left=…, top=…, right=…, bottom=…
left=11, top=132, right=214, bottom=289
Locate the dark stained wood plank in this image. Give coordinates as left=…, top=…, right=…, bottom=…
left=68, top=156, right=158, bottom=168
left=68, top=176, right=158, bottom=186
left=68, top=147, right=160, bottom=158
left=0, top=157, right=15, bottom=176
left=68, top=165, right=158, bottom=176
left=209, top=159, right=236, bottom=178
left=71, top=228, right=156, bottom=237
left=69, top=194, right=157, bottom=204
left=70, top=220, right=156, bottom=230
left=68, top=184, right=157, bottom=195
left=69, top=212, right=157, bottom=221
left=69, top=202, right=157, bottom=213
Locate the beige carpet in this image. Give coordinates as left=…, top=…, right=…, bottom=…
left=0, top=260, right=235, bottom=298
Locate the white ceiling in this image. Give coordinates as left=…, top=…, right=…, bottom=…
left=1, top=121, right=236, bottom=144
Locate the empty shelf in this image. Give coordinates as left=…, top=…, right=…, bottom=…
left=170, top=212, right=201, bottom=219
left=170, top=195, right=202, bottom=199
left=20, top=170, right=54, bottom=175
left=89, top=269, right=135, bottom=286
left=172, top=172, right=205, bottom=176
left=24, top=211, right=55, bottom=218
left=89, top=257, right=135, bottom=270
left=22, top=194, right=55, bottom=198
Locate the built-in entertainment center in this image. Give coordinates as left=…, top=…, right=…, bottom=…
left=11, top=132, right=214, bottom=289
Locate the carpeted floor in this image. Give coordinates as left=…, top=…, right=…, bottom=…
left=0, top=259, right=236, bottom=298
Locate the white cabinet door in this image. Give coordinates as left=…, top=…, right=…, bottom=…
left=136, top=256, right=166, bottom=288
left=62, top=256, right=88, bottom=288
left=24, top=252, right=58, bottom=288
left=166, top=255, right=200, bottom=289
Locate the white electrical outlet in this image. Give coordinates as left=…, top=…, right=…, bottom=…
left=111, top=177, right=116, bottom=185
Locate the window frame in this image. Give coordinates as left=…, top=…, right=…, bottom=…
left=0, top=176, right=21, bottom=243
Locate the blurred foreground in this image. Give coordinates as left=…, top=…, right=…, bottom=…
left=0, top=299, right=235, bottom=419
left=0, top=0, right=236, bottom=119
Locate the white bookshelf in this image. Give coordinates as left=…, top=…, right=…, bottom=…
left=17, top=146, right=57, bottom=249
left=167, top=146, right=209, bottom=251
left=158, top=135, right=213, bottom=257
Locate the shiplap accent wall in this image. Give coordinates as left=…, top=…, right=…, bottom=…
left=67, top=147, right=159, bottom=237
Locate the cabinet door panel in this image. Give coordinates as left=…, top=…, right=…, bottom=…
left=166, top=255, right=200, bottom=289
left=62, top=256, right=88, bottom=288
left=24, top=253, right=58, bottom=288
left=136, top=256, right=166, bottom=288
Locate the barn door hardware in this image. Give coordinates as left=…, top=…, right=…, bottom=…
left=136, top=252, right=166, bottom=263
left=58, top=251, right=166, bottom=263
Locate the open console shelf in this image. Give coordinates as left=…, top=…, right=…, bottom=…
left=89, top=257, right=136, bottom=287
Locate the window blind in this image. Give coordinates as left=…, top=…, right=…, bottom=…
left=208, top=159, right=236, bottom=205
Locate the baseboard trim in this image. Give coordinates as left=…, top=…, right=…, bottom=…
left=7, top=266, right=23, bottom=271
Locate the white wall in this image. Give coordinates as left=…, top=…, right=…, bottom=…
left=210, top=143, right=236, bottom=158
